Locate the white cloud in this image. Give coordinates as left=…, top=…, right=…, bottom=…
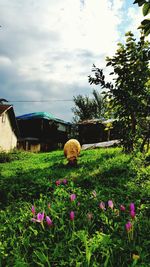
left=0, top=56, right=12, bottom=66
left=0, top=0, right=142, bottom=121
left=125, top=6, right=143, bottom=37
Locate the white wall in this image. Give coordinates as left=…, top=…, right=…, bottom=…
left=0, top=112, right=17, bottom=151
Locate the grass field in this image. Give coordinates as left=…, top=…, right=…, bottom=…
left=0, top=147, right=150, bottom=266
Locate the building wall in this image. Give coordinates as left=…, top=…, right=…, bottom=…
left=0, top=112, right=17, bottom=151
left=30, top=143, right=41, bottom=152
left=17, top=118, right=71, bottom=151
left=78, top=123, right=107, bottom=144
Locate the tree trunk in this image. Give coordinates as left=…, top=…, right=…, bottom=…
left=140, top=134, right=150, bottom=153
left=130, top=113, right=137, bottom=151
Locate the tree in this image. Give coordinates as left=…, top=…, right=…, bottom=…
left=72, top=90, right=105, bottom=122
left=72, top=94, right=95, bottom=122
left=133, top=0, right=150, bottom=35
left=0, top=98, right=8, bottom=104
left=89, top=32, right=150, bottom=152
left=138, top=79, right=150, bottom=151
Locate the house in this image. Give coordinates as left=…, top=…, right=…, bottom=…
left=77, top=119, right=119, bottom=145
left=0, top=105, right=19, bottom=151
left=17, top=112, right=71, bottom=152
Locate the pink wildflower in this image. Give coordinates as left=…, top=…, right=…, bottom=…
left=63, top=179, right=67, bottom=185
left=130, top=203, right=135, bottom=211
left=70, top=194, right=76, bottom=202
left=37, top=212, right=45, bottom=223
left=99, top=202, right=105, bottom=210
left=31, top=212, right=44, bottom=223
left=56, top=180, right=61, bottom=186
left=125, top=221, right=132, bottom=232
left=130, top=210, right=136, bottom=219
left=120, top=205, right=126, bottom=211
left=46, top=216, right=53, bottom=226
left=108, top=200, right=114, bottom=209
left=70, top=211, right=75, bottom=221
left=31, top=205, right=36, bottom=215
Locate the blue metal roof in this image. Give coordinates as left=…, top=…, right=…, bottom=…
left=17, top=112, right=71, bottom=125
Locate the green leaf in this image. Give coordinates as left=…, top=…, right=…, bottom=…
left=139, top=19, right=150, bottom=35
left=142, top=3, right=150, bottom=16
left=104, top=252, right=110, bottom=267
left=133, top=0, right=147, bottom=7
left=126, top=37, right=134, bottom=42
left=145, top=28, right=150, bottom=35
left=29, top=226, right=38, bottom=236
left=141, top=18, right=150, bottom=25
left=34, top=250, right=50, bottom=266
left=125, top=31, right=134, bottom=36
left=106, top=62, right=112, bottom=67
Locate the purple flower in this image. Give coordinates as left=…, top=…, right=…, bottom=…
left=70, top=211, right=75, bottom=221
left=70, top=194, right=76, bottom=202
left=99, top=202, right=105, bottom=210
left=130, top=210, right=136, bottom=219
left=108, top=200, right=114, bottom=209
left=46, top=216, right=53, bottom=226
left=37, top=212, right=45, bottom=223
left=120, top=205, right=126, bottom=211
left=31, top=205, right=36, bottom=215
left=56, top=180, right=61, bottom=186
left=31, top=212, right=44, bottom=223
left=130, top=203, right=135, bottom=211
left=77, top=202, right=81, bottom=206
left=63, top=179, right=67, bottom=185
left=125, top=221, right=132, bottom=232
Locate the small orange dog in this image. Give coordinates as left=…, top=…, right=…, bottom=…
left=64, top=139, right=81, bottom=166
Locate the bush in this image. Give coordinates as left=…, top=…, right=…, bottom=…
left=0, top=149, right=30, bottom=163
left=0, top=150, right=14, bottom=163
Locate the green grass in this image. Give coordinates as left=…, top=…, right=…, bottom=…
left=0, top=148, right=150, bottom=266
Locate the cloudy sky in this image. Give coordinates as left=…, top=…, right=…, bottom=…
left=0, top=0, right=144, bottom=122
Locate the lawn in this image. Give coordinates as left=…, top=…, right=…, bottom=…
left=0, top=148, right=150, bottom=266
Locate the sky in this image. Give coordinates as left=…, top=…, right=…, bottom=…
left=0, top=0, right=145, bottom=122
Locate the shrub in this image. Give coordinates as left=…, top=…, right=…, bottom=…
left=0, top=149, right=30, bottom=163
left=0, top=150, right=14, bottom=163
